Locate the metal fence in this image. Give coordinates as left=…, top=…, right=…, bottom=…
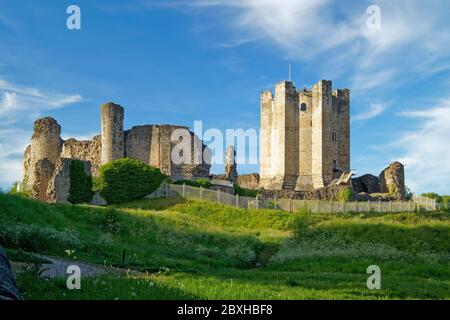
left=165, top=183, right=437, bottom=213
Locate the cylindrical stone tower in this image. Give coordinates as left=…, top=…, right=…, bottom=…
left=30, top=117, right=62, bottom=165
left=28, top=117, right=62, bottom=199
left=101, top=102, right=125, bottom=164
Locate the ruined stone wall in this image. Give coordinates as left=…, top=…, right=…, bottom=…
left=159, top=125, right=175, bottom=176
left=101, top=102, right=124, bottom=164
left=311, top=80, right=334, bottom=189
left=225, top=145, right=238, bottom=182
left=125, top=125, right=152, bottom=164
left=61, top=135, right=101, bottom=176
left=32, top=159, right=55, bottom=202
left=124, top=124, right=210, bottom=179
left=379, top=162, right=405, bottom=200
left=296, top=90, right=313, bottom=191
left=22, top=145, right=31, bottom=187
left=47, top=158, right=91, bottom=204
left=236, top=173, right=260, bottom=190
left=168, top=126, right=211, bottom=179
left=23, top=103, right=211, bottom=203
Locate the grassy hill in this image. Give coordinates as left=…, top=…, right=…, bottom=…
left=0, top=193, right=449, bottom=300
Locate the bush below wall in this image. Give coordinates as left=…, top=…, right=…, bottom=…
left=99, top=159, right=165, bottom=204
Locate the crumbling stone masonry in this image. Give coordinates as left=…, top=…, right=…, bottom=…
left=352, top=162, right=406, bottom=200
left=24, top=118, right=62, bottom=201
left=23, top=103, right=211, bottom=202
left=259, top=80, right=350, bottom=191
left=47, top=158, right=91, bottom=204
left=236, top=174, right=260, bottom=190
left=379, top=162, right=405, bottom=200
left=225, top=145, right=238, bottom=182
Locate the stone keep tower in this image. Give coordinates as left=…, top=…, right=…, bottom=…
left=101, top=102, right=125, bottom=164
left=259, top=79, right=350, bottom=191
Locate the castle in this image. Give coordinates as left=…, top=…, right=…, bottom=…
left=22, top=102, right=211, bottom=202
left=259, top=80, right=350, bottom=191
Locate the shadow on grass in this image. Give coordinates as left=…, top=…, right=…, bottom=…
left=17, top=272, right=198, bottom=300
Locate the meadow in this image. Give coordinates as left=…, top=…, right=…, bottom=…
left=0, top=193, right=449, bottom=300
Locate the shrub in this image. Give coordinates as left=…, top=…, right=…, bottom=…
left=68, top=160, right=94, bottom=204
left=291, top=209, right=312, bottom=239
left=92, top=176, right=102, bottom=191
left=0, top=223, right=82, bottom=252
left=422, top=192, right=442, bottom=203
left=335, top=187, right=354, bottom=202
left=235, top=185, right=260, bottom=197
left=440, top=195, right=450, bottom=213
left=174, top=179, right=212, bottom=189
left=99, top=158, right=165, bottom=204
left=9, top=181, right=19, bottom=193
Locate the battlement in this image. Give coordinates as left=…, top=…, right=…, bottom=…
left=260, top=90, right=274, bottom=103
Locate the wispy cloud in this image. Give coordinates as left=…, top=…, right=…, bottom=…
left=0, top=78, right=82, bottom=124
left=0, top=78, right=82, bottom=189
left=390, top=100, right=450, bottom=194
left=352, top=102, right=388, bottom=122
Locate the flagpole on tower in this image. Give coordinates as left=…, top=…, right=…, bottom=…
left=288, top=63, right=291, bottom=82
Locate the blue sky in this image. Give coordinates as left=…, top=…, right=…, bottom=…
left=1, top=0, right=450, bottom=194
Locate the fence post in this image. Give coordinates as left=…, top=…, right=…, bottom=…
left=200, top=185, right=203, bottom=200
left=368, top=200, right=370, bottom=213
left=165, top=181, right=169, bottom=198
left=389, top=201, right=392, bottom=212
left=274, top=197, right=277, bottom=210
left=255, top=195, right=259, bottom=209
left=235, top=194, right=239, bottom=208
left=217, top=188, right=221, bottom=203
left=182, top=183, right=186, bottom=198
left=342, top=201, right=346, bottom=213
left=379, top=200, right=382, bottom=213
left=330, top=200, right=333, bottom=214
left=289, top=198, right=292, bottom=212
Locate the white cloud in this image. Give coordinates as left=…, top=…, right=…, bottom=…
left=0, top=78, right=83, bottom=190
left=0, top=78, right=82, bottom=123
left=0, top=128, right=30, bottom=191
left=392, top=100, right=450, bottom=194
left=352, top=102, right=388, bottom=122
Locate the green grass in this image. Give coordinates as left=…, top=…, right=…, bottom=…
left=1, top=193, right=449, bottom=300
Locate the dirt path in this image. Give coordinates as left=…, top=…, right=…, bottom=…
left=38, top=256, right=107, bottom=278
